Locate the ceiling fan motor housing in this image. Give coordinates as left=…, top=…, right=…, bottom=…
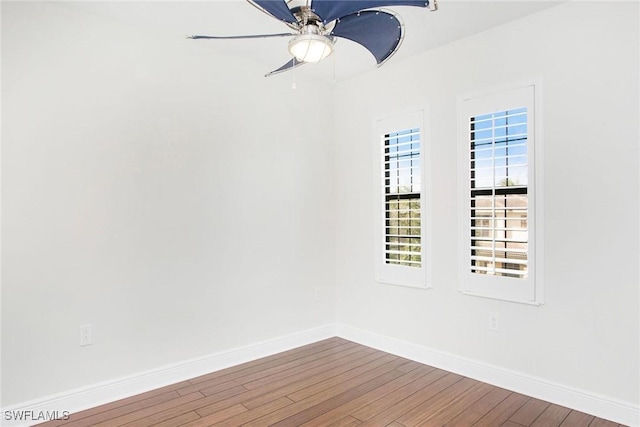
left=288, top=23, right=334, bottom=63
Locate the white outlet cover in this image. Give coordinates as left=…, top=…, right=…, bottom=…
left=489, top=313, right=499, bottom=331
left=80, top=324, right=93, bottom=346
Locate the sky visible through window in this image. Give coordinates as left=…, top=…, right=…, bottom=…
left=471, top=108, right=528, bottom=189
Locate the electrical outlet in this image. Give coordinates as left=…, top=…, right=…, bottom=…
left=314, top=287, right=321, bottom=302
left=80, top=324, right=92, bottom=346
left=489, top=313, right=499, bottom=331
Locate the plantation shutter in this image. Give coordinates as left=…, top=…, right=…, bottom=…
left=469, top=108, right=529, bottom=278
left=374, top=110, right=428, bottom=289
left=383, top=128, right=422, bottom=267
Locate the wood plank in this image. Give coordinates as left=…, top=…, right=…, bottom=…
left=213, top=397, right=294, bottom=426
left=177, top=378, right=246, bottom=398
left=190, top=353, right=397, bottom=419
left=398, top=377, right=480, bottom=426
left=351, top=368, right=449, bottom=422
left=299, top=365, right=435, bottom=426
left=328, top=416, right=363, bottom=427
left=396, top=360, right=428, bottom=373
left=180, top=404, right=247, bottom=427
left=472, top=393, right=530, bottom=426
left=559, top=411, right=595, bottom=427
left=269, top=369, right=406, bottom=427
left=530, top=404, right=571, bottom=427
left=509, top=398, right=550, bottom=426
left=589, top=419, right=620, bottom=427
left=282, top=354, right=400, bottom=403
left=242, top=357, right=410, bottom=427
left=240, top=350, right=388, bottom=410
left=357, top=373, right=464, bottom=427
left=194, top=351, right=394, bottom=419
left=444, top=387, right=512, bottom=426
left=416, top=382, right=495, bottom=426
left=146, top=411, right=201, bottom=427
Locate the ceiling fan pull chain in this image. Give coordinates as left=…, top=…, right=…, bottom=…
left=292, top=63, right=297, bottom=90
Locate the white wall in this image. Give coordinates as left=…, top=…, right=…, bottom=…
left=334, top=0, right=639, bottom=408
left=1, top=2, right=335, bottom=405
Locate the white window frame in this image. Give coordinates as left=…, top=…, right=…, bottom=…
left=373, top=109, right=431, bottom=289
left=458, top=81, right=544, bottom=305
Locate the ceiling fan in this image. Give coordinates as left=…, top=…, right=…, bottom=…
left=187, top=0, right=437, bottom=77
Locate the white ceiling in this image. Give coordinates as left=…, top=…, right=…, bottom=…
left=69, top=0, right=564, bottom=81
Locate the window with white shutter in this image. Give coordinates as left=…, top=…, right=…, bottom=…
left=384, top=128, right=422, bottom=268
left=374, top=110, right=430, bottom=289
left=459, top=84, right=543, bottom=304
left=470, top=108, right=528, bottom=278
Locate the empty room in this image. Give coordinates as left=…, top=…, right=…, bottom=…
left=1, top=0, right=638, bottom=426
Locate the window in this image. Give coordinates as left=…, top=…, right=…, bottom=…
left=459, top=84, right=543, bottom=304
left=374, top=110, right=429, bottom=288
left=384, top=128, right=422, bottom=268
left=470, top=108, right=528, bottom=279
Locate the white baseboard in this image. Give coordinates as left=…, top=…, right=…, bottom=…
left=0, top=324, right=337, bottom=427
left=336, top=323, right=639, bottom=427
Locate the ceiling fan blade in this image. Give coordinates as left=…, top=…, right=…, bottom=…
left=249, top=0, right=298, bottom=25
left=311, top=0, right=428, bottom=24
left=331, top=10, right=404, bottom=65
left=265, top=58, right=305, bottom=77
left=187, top=33, right=296, bottom=40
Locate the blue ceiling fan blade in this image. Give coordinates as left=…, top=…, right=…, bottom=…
left=331, top=10, right=404, bottom=65
left=265, top=58, right=305, bottom=77
left=187, top=33, right=296, bottom=40
left=311, top=0, right=427, bottom=24
left=250, top=0, right=298, bottom=24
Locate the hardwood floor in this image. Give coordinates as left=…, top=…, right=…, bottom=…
left=39, top=338, right=625, bottom=427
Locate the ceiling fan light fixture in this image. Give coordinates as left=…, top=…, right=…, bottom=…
left=288, top=33, right=333, bottom=63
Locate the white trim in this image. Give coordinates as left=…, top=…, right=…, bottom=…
left=336, top=324, right=640, bottom=427
left=0, top=325, right=337, bottom=427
